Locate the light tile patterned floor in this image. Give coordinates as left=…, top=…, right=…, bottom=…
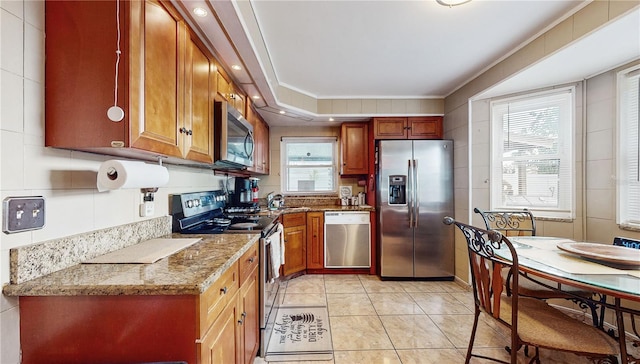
left=253, top=274, right=608, bottom=364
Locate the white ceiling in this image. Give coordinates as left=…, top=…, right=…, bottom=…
left=175, top=0, right=640, bottom=126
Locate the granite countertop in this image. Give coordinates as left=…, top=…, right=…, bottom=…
left=2, top=233, right=260, bottom=297
left=265, top=204, right=374, bottom=215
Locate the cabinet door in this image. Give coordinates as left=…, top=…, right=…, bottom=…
left=201, top=294, right=241, bottom=364
left=341, top=122, right=369, bottom=175
left=217, top=71, right=230, bottom=100
left=184, top=31, right=215, bottom=163
left=253, top=118, right=269, bottom=174
left=306, top=212, right=325, bottom=270
left=373, top=118, right=408, bottom=139
left=283, top=225, right=307, bottom=276
left=408, top=117, right=443, bottom=139
left=129, top=0, right=184, bottom=157
left=239, top=268, right=259, bottom=364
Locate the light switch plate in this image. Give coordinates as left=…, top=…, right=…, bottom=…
left=3, top=196, right=45, bottom=234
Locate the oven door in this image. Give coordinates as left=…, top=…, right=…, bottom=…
left=259, top=224, right=284, bottom=357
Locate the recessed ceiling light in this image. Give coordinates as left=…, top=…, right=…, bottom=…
left=436, top=0, right=472, bottom=7
left=193, top=7, right=207, bottom=17
left=231, top=65, right=242, bottom=71
left=279, top=110, right=286, bottom=114
left=252, top=95, right=260, bottom=100
left=329, top=118, right=334, bottom=122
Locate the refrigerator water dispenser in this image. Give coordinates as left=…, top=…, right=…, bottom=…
left=388, top=175, right=406, bottom=205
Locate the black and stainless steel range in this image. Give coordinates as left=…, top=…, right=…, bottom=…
left=170, top=190, right=284, bottom=358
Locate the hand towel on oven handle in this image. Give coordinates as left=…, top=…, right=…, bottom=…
left=267, top=223, right=284, bottom=282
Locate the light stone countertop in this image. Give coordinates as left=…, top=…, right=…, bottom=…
left=2, top=233, right=260, bottom=297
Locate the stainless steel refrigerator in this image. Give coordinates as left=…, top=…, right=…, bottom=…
left=377, top=140, right=454, bottom=278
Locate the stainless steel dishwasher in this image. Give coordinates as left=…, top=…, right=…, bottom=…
left=324, top=211, right=371, bottom=268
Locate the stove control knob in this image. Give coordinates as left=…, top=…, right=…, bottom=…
left=194, top=199, right=201, bottom=207
left=186, top=200, right=194, bottom=208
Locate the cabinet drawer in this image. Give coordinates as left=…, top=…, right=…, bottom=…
left=200, top=262, right=239, bottom=336
left=239, top=242, right=259, bottom=285
left=283, top=212, right=306, bottom=227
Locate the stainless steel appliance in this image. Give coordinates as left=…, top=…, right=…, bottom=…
left=170, top=191, right=284, bottom=357
left=324, top=212, right=370, bottom=268
left=213, top=101, right=254, bottom=169
left=377, top=140, right=454, bottom=279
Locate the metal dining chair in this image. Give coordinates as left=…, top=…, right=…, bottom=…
left=443, top=216, right=619, bottom=364
left=473, top=208, right=599, bottom=321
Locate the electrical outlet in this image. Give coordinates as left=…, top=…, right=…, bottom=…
left=139, top=201, right=154, bottom=217
left=3, top=196, right=45, bottom=234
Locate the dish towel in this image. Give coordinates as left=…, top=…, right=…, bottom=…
left=268, top=223, right=285, bottom=282
left=277, top=223, right=285, bottom=265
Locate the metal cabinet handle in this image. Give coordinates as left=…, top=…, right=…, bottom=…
left=238, top=311, right=247, bottom=325
left=248, top=257, right=255, bottom=263
left=220, top=286, right=228, bottom=294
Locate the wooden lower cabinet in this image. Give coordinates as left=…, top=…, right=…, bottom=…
left=306, top=212, right=325, bottom=270
left=18, top=243, right=260, bottom=364
left=239, top=266, right=260, bottom=364
left=282, top=213, right=307, bottom=276
left=201, top=264, right=258, bottom=364
left=200, top=292, right=242, bottom=364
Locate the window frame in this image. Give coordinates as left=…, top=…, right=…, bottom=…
left=617, top=64, right=640, bottom=228
left=489, top=87, right=576, bottom=219
left=280, top=136, right=339, bottom=195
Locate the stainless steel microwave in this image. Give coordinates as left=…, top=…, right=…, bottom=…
left=213, top=101, right=254, bottom=169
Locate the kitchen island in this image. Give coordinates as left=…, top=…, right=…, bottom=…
left=3, top=233, right=261, bottom=364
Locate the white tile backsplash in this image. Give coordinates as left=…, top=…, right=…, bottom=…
left=0, top=131, right=24, bottom=189
left=0, top=8, right=23, bottom=75
left=0, top=70, right=24, bottom=132
left=23, top=78, right=44, bottom=137
left=0, top=306, right=20, bottom=364
left=23, top=144, right=73, bottom=189
left=23, top=0, right=43, bottom=30
left=23, top=21, right=44, bottom=82
left=585, top=128, right=613, bottom=161
left=1, top=0, right=23, bottom=18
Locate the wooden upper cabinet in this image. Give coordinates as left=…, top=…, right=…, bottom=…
left=373, top=117, right=443, bottom=140
left=183, top=29, right=215, bottom=163
left=407, top=117, right=443, bottom=139
left=341, top=122, right=369, bottom=175
left=245, top=101, right=269, bottom=175
left=44, top=0, right=214, bottom=164
left=373, top=118, right=408, bottom=139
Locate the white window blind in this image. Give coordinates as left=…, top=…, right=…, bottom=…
left=617, top=66, right=640, bottom=227
left=281, top=137, right=338, bottom=194
left=490, top=88, right=574, bottom=219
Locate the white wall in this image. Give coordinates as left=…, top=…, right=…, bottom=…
left=0, top=2, right=227, bottom=362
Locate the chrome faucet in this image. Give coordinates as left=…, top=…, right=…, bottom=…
left=268, top=193, right=284, bottom=210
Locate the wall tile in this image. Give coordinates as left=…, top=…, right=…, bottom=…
left=573, top=1, right=608, bottom=40
left=31, top=189, right=95, bottom=241
left=586, top=159, right=614, bottom=189
left=585, top=188, right=614, bottom=220
left=376, top=99, right=392, bottom=114
left=390, top=99, right=406, bottom=114
left=0, top=306, right=20, bottom=364
left=544, top=17, right=573, bottom=55
left=0, top=131, right=24, bottom=189
left=585, top=128, right=613, bottom=161
left=23, top=144, right=72, bottom=189
left=0, top=70, right=23, bottom=133
left=94, top=189, right=137, bottom=229
left=331, top=99, right=347, bottom=114
left=346, top=99, right=362, bottom=114
left=586, top=70, right=615, bottom=103
left=586, top=98, right=614, bottom=133
left=361, top=99, right=377, bottom=114
left=23, top=22, right=43, bottom=82
left=23, top=0, right=42, bottom=30
left=0, top=9, right=23, bottom=75
left=23, top=78, right=43, bottom=137
left=1, top=0, right=23, bottom=18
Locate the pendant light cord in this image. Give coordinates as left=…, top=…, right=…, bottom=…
left=113, top=0, right=121, bottom=108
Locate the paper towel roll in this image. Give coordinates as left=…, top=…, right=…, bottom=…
left=97, top=160, right=169, bottom=192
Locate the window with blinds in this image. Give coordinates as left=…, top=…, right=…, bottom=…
left=280, top=137, right=338, bottom=194
left=490, top=88, right=574, bottom=219
left=617, top=65, right=640, bottom=228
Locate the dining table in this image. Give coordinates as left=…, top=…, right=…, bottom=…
left=495, top=236, right=640, bottom=364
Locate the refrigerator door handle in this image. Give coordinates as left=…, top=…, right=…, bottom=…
left=407, top=159, right=413, bottom=228
left=414, top=159, right=419, bottom=227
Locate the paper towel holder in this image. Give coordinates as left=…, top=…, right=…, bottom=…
left=141, top=187, right=158, bottom=202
